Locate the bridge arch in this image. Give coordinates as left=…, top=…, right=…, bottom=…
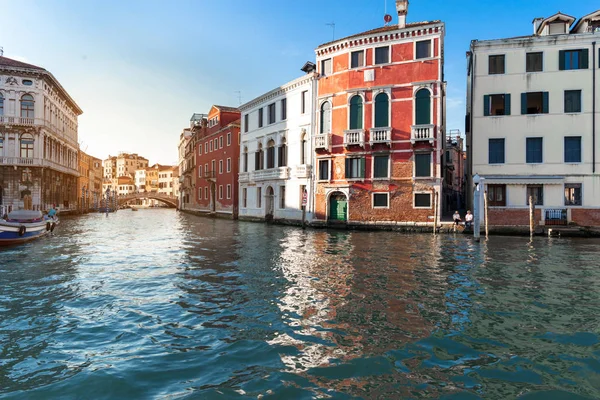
left=117, top=193, right=178, bottom=208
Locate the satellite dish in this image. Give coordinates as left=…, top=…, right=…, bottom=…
left=384, top=14, right=393, bottom=25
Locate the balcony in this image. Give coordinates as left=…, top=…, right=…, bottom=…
left=411, top=124, right=435, bottom=144
left=295, top=164, right=312, bottom=179
left=369, top=127, right=391, bottom=146
left=314, top=133, right=331, bottom=151
left=0, top=116, right=77, bottom=147
left=253, top=167, right=290, bottom=181
left=0, top=157, right=42, bottom=167
left=343, top=129, right=365, bottom=148
left=239, top=171, right=250, bottom=183
left=204, top=171, right=216, bottom=181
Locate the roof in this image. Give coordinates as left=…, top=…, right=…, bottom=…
left=214, top=105, right=240, bottom=113
left=317, top=20, right=441, bottom=48
left=0, top=56, right=45, bottom=71
left=536, top=12, right=576, bottom=35
left=571, top=9, right=600, bottom=33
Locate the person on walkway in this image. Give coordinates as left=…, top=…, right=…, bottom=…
left=47, top=205, right=57, bottom=219
left=453, top=210, right=462, bottom=226
left=465, top=210, right=473, bottom=228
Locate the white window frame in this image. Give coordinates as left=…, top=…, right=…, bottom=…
left=198, top=165, right=202, bottom=178
left=372, top=192, right=390, bottom=209
left=372, top=153, right=391, bottom=180
left=349, top=49, right=365, bottom=69
left=257, top=187, right=262, bottom=208
left=227, top=157, right=231, bottom=172
left=242, top=187, right=247, bottom=208
left=371, top=88, right=392, bottom=129
left=227, top=132, right=231, bottom=146
left=414, top=39, right=433, bottom=60
left=317, top=158, right=331, bottom=182
left=204, top=186, right=208, bottom=200
left=412, top=86, right=434, bottom=127
left=198, top=144, right=202, bottom=155
left=219, top=159, right=223, bottom=174
left=226, top=184, right=231, bottom=199
left=413, top=151, right=433, bottom=178
left=413, top=192, right=432, bottom=209
left=321, top=58, right=332, bottom=76
left=347, top=92, right=366, bottom=130
left=373, top=45, right=391, bottom=65
left=219, top=185, right=223, bottom=200
left=219, top=136, right=223, bottom=149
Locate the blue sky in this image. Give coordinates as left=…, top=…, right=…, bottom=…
left=0, top=0, right=595, bottom=164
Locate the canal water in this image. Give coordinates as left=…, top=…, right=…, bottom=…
left=0, top=209, right=599, bottom=399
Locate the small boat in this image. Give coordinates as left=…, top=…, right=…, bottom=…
left=131, top=207, right=138, bottom=211
left=0, top=210, right=58, bottom=246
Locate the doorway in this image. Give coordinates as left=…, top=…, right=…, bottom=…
left=328, top=192, right=347, bottom=222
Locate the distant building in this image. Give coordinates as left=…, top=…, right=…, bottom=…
left=239, top=64, right=317, bottom=222
left=466, top=9, right=600, bottom=226
left=312, top=1, right=446, bottom=225
left=195, top=105, right=241, bottom=218
left=89, top=156, right=103, bottom=209
left=180, top=113, right=206, bottom=210
left=0, top=55, right=83, bottom=214
left=116, top=176, right=135, bottom=196
left=442, top=130, right=465, bottom=214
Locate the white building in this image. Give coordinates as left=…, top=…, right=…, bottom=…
left=466, top=9, right=600, bottom=226
left=238, top=64, right=317, bottom=222
left=135, top=169, right=146, bottom=192
left=158, top=167, right=174, bottom=196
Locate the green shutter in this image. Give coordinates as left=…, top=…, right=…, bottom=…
left=415, top=89, right=431, bottom=125
left=374, top=93, right=389, bottom=127
left=521, top=93, right=527, bottom=114
left=360, top=158, right=365, bottom=178
left=581, top=49, right=589, bottom=69
left=483, top=95, right=490, bottom=116
left=349, top=96, right=363, bottom=129
left=504, top=94, right=511, bottom=115
left=559, top=50, right=565, bottom=70
left=542, top=92, right=549, bottom=114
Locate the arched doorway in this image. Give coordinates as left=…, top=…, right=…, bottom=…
left=265, top=186, right=274, bottom=221
left=328, top=192, right=347, bottom=222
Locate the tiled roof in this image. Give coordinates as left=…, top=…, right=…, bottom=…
left=0, top=56, right=46, bottom=71
left=317, top=20, right=442, bottom=48
left=214, top=105, right=240, bottom=113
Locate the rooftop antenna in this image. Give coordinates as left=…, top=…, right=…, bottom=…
left=234, top=90, right=242, bottom=106
left=326, top=22, right=335, bottom=41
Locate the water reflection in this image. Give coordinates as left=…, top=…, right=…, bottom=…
left=0, top=211, right=599, bottom=399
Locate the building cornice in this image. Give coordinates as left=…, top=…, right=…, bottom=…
left=240, top=73, right=318, bottom=112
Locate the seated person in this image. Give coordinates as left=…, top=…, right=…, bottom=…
left=465, top=210, right=473, bottom=228
left=452, top=210, right=462, bottom=226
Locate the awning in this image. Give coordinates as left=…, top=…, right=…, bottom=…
left=481, top=175, right=564, bottom=185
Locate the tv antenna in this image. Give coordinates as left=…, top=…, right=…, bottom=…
left=234, top=90, right=242, bottom=106
left=326, top=22, right=335, bottom=41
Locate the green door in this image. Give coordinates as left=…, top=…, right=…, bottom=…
left=329, top=195, right=347, bottom=221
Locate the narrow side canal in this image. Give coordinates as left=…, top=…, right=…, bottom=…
left=0, top=209, right=598, bottom=399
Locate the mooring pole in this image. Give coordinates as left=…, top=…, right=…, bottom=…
left=473, top=174, right=481, bottom=242
left=529, top=195, right=534, bottom=238
left=484, top=190, right=489, bottom=239
left=433, top=190, right=438, bottom=235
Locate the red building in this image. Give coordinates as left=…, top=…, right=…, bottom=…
left=313, top=1, right=445, bottom=225
left=195, top=105, right=241, bottom=218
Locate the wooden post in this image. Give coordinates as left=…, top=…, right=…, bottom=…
left=433, top=190, right=438, bottom=235
left=529, top=195, right=534, bottom=237
left=484, top=190, right=489, bottom=239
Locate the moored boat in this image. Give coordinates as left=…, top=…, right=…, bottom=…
left=0, top=210, right=58, bottom=246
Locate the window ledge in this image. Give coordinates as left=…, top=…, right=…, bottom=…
left=414, top=176, right=433, bottom=179
left=372, top=177, right=390, bottom=181
left=413, top=206, right=432, bottom=209
left=373, top=206, right=390, bottom=209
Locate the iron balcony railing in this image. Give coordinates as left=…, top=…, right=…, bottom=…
left=545, top=209, right=567, bottom=226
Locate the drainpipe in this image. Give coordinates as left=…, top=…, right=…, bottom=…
left=593, top=41, right=597, bottom=174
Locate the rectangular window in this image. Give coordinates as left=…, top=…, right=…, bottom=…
left=565, top=183, right=582, bottom=206
left=227, top=133, right=231, bottom=146
left=414, top=153, right=431, bottom=177
left=321, top=58, right=332, bottom=76
left=318, top=159, right=329, bottom=181
left=226, top=184, right=231, bottom=199
left=257, top=187, right=262, bottom=208
left=219, top=136, right=223, bottom=148
left=227, top=158, right=231, bottom=172
left=351, top=50, right=364, bottom=68
left=489, top=55, right=505, bottom=74
left=219, top=159, right=223, bottom=174
left=527, top=185, right=544, bottom=205
left=345, top=157, right=365, bottom=179
left=487, top=184, right=506, bottom=206
left=414, top=193, right=431, bottom=208
left=564, top=136, right=582, bottom=163
left=244, top=114, right=249, bottom=133
left=301, top=91, right=308, bottom=114
left=268, top=103, right=276, bottom=124
left=204, top=163, right=208, bottom=176
left=198, top=165, right=202, bottom=178
left=526, top=52, right=543, bottom=72
left=219, top=185, right=223, bottom=200
left=204, top=186, right=208, bottom=200
left=243, top=151, right=248, bottom=173
left=375, top=46, right=389, bottom=65
left=242, top=188, right=247, bottom=208
left=559, top=49, right=589, bottom=70
left=280, top=186, right=285, bottom=209
left=483, top=94, right=511, bottom=116
left=564, top=90, right=582, bottom=113
left=416, top=40, right=432, bottom=59
left=373, top=155, right=389, bottom=178
left=373, top=193, right=389, bottom=208
left=198, top=144, right=202, bottom=155
left=526, top=137, right=543, bottom=163
left=299, top=185, right=306, bottom=208
left=521, top=92, right=549, bottom=114
left=208, top=141, right=212, bottom=152
left=258, top=108, right=263, bottom=127
left=445, top=150, right=452, bottom=163
left=488, top=139, right=505, bottom=164
left=281, top=98, right=287, bottom=120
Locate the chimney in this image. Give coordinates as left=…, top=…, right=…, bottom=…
left=533, top=17, right=544, bottom=35
left=396, top=0, right=408, bottom=28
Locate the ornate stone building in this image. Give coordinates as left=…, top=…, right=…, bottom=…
left=0, top=55, right=83, bottom=215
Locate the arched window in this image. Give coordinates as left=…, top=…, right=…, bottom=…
left=349, top=95, right=363, bottom=129
left=0, top=93, right=4, bottom=116
left=267, top=139, right=276, bottom=169
left=320, top=102, right=331, bottom=134
left=278, top=137, right=287, bottom=167
left=20, top=134, right=34, bottom=158
left=255, top=143, right=263, bottom=171
left=300, top=131, right=307, bottom=165
left=243, top=147, right=248, bottom=173
left=374, top=93, right=389, bottom=128
left=415, top=89, right=431, bottom=125
left=21, top=94, right=35, bottom=119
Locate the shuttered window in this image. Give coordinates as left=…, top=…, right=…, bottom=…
left=414, top=153, right=431, bottom=177
left=345, top=157, right=365, bottom=179
left=374, top=93, right=389, bottom=127
left=526, top=137, right=543, bottom=163
left=373, top=155, right=389, bottom=178
left=488, top=139, right=505, bottom=164
left=349, top=95, right=363, bottom=129
left=415, top=89, right=431, bottom=124
left=564, top=136, right=581, bottom=163
left=559, top=49, right=589, bottom=70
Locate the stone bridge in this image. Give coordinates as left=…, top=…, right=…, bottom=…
left=118, top=192, right=178, bottom=208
